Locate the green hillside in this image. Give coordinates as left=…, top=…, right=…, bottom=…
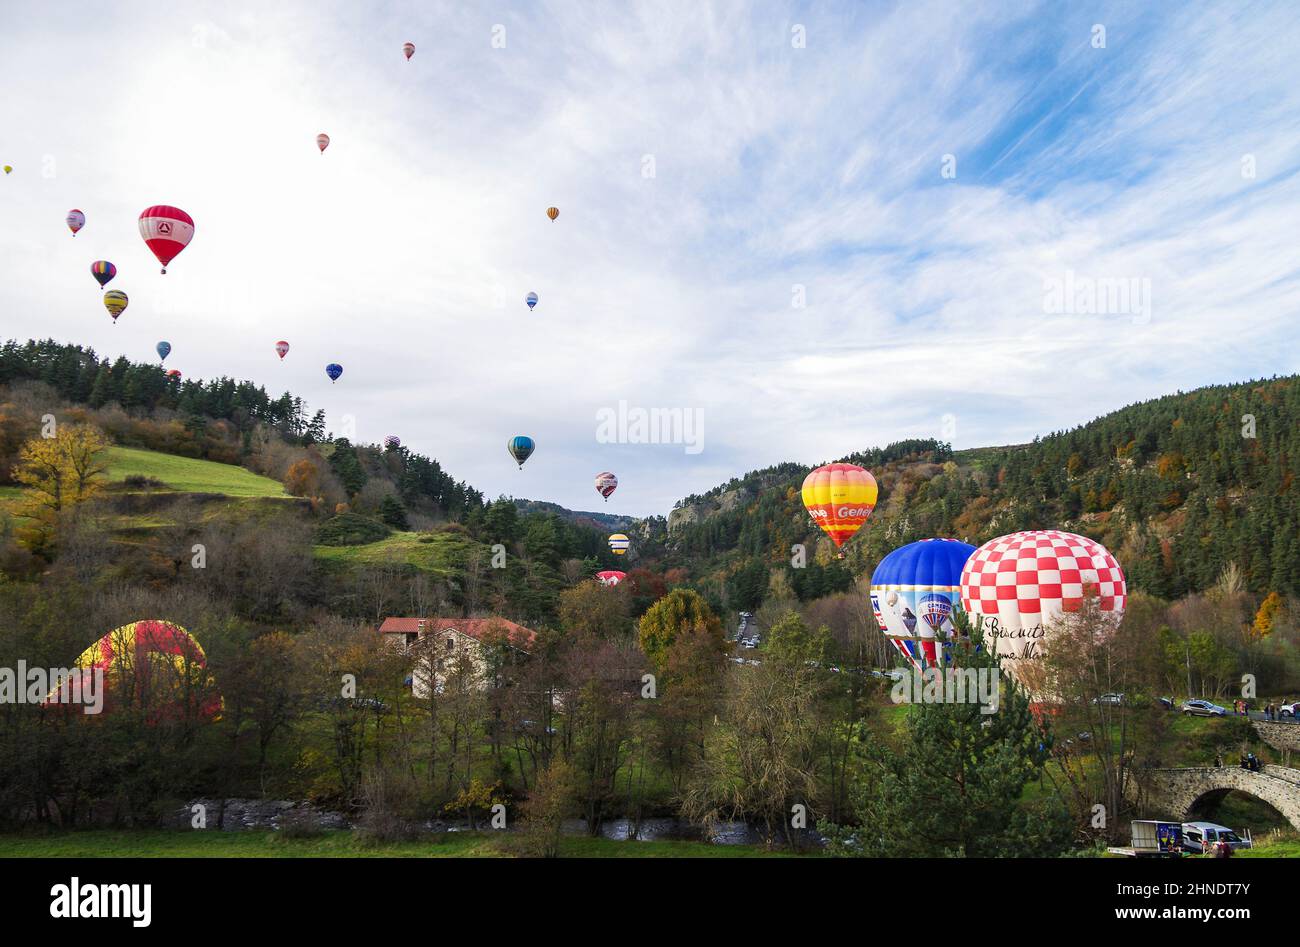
left=105, top=447, right=286, bottom=498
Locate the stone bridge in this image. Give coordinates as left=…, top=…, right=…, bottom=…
left=1136, top=765, right=1300, bottom=830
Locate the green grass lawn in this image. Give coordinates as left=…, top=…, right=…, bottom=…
left=314, top=530, right=478, bottom=576
left=105, top=447, right=286, bottom=498
left=0, top=829, right=790, bottom=858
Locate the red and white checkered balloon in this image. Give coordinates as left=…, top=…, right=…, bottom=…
left=959, top=530, right=1126, bottom=681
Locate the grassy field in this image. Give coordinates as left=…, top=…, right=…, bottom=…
left=0, top=829, right=790, bottom=859
left=105, top=447, right=286, bottom=498
left=314, top=529, right=478, bottom=576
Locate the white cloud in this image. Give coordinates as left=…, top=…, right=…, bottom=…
left=1, top=0, right=1298, bottom=517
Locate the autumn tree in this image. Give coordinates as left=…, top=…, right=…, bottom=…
left=637, top=588, right=724, bottom=669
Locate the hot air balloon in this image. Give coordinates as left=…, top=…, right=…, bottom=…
left=325, top=363, right=343, bottom=383
left=103, top=290, right=128, bottom=323
left=508, top=435, right=535, bottom=468
left=608, top=533, right=630, bottom=556
left=275, top=340, right=290, bottom=360
left=156, top=341, right=171, bottom=362
left=403, top=42, right=415, bottom=60
left=546, top=206, right=559, bottom=221
left=870, top=538, right=976, bottom=673
left=596, top=570, right=627, bottom=586
left=594, top=471, right=618, bottom=501
left=801, top=463, right=878, bottom=556
left=166, top=369, right=182, bottom=380
left=317, top=133, right=330, bottom=154
left=91, top=261, right=116, bottom=288
left=384, top=435, right=401, bottom=449
left=66, top=209, right=85, bottom=236
left=526, top=292, right=538, bottom=310
left=138, top=205, right=194, bottom=274
left=960, top=530, right=1127, bottom=694
left=44, top=620, right=221, bottom=721
left=2, top=166, right=10, bottom=175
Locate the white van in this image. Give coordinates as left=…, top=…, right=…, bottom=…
left=1181, top=821, right=1252, bottom=853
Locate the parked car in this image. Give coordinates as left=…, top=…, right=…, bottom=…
left=1280, top=701, right=1298, bottom=718
left=1182, top=822, right=1252, bottom=853
left=1181, top=699, right=1227, bottom=717
left=1157, top=697, right=1175, bottom=710
left=1092, top=693, right=1125, bottom=706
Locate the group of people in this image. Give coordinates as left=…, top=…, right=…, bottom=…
left=1232, top=698, right=1294, bottom=720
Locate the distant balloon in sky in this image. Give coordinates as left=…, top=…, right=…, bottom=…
left=507, top=435, right=535, bottom=469
left=546, top=206, right=559, bottom=221
left=608, top=534, right=630, bottom=556
left=325, top=363, right=343, bottom=383
left=317, top=133, right=330, bottom=154
left=594, top=471, right=618, bottom=501
left=2, top=166, right=10, bottom=175
left=526, top=292, right=538, bottom=310
left=66, top=209, right=85, bottom=236
left=138, top=205, right=194, bottom=274
left=403, top=42, right=415, bottom=60
left=91, top=261, right=116, bottom=288
left=275, top=340, right=290, bottom=360
left=103, top=290, right=128, bottom=323
left=156, top=341, right=171, bottom=362
left=384, top=435, right=401, bottom=449
left=801, top=462, right=878, bottom=556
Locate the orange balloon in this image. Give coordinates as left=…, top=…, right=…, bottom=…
left=801, top=463, right=878, bottom=551
left=546, top=206, right=559, bottom=221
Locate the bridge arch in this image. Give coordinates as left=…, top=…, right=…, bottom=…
left=1136, top=766, right=1300, bottom=831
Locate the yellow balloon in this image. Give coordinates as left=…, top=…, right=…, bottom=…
left=103, top=290, right=128, bottom=322
left=2, top=166, right=11, bottom=175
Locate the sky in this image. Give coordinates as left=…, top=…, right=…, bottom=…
left=2, top=1, right=1299, bottom=518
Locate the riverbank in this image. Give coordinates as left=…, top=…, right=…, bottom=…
left=0, top=828, right=797, bottom=858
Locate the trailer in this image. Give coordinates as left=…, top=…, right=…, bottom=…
left=1107, top=820, right=1184, bottom=857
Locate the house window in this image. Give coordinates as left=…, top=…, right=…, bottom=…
left=405, top=633, right=418, bottom=649
left=445, top=636, right=455, bottom=651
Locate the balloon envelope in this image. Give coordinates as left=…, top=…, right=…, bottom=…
left=156, top=341, right=171, bottom=362
left=103, top=290, right=128, bottom=321
left=66, top=209, right=85, bottom=235
left=138, top=205, right=194, bottom=273
left=870, top=538, right=976, bottom=672
left=384, top=435, right=401, bottom=449
left=608, top=533, right=630, bottom=556
left=507, top=435, right=535, bottom=468
left=91, top=261, right=116, bottom=288
left=275, top=340, right=290, bottom=359
left=317, top=133, right=330, bottom=153
left=546, top=206, right=559, bottom=221
left=44, top=619, right=221, bottom=721
left=594, top=471, right=617, bottom=500
left=960, top=529, right=1127, bottom=691
left=526, top=292, right=538, bottom=310
left=325, top=363, right=343, bottom=382
left=403, top=42, right=415, bottom=59
left=596, top=570, right=627, bottom=586
left=802, top=463, right=878, bottom=550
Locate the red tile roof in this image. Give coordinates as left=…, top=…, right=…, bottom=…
left=378, top=617, right=536, bottom=650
